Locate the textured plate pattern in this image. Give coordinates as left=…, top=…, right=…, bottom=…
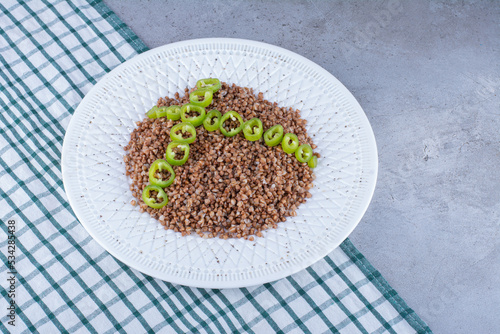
left=62, top=38, right=378, bottom=288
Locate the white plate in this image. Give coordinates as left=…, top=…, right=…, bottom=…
left=62, top=38, right=378, bottom=288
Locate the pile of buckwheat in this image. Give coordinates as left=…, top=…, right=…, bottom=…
left=124, top=82, right=317, bottom=240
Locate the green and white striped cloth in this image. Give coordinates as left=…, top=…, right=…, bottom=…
left=0, top=1, right=432, bottom=333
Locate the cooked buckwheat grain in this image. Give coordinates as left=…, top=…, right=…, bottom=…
left=124, top=83, right=315, bottom=239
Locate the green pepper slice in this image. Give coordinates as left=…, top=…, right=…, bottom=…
left=189, top=89, right=213, bottom=107
left=180, top=104, right=206, bottom=127
left=242, top=118, right=263, bottom=141
left=203, top=109, right=222, bottom=132
left=219, top=111, right=243, bottom=137
left=264, top=125, right=284, bottom=147
left=142, top=185, right=169, bottom=209
left=295, top=144, right=313, bottom=163
left=166, top=105, right=181, bottom=120
left=308, top=155, right=318, bottom=168
left=282, top=133, right=299, bottom=154
left=146, top=106, right=159, bottom=119
left=165, top=142, right=190, bottom=166
left=148, top=159, right=175, bottom=187
left=196, top=78, right=221, bottom=93
left=156, top=106, right=168, bottom=118
left=170, top=122, right=196, bottom=144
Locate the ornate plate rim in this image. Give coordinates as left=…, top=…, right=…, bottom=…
left=61, top=38, right=378, bottom=288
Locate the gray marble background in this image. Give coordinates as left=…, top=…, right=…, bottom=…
left=103, top=1, right=500, bottom=332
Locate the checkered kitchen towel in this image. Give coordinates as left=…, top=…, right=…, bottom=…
left=0, top=0, right=432, bottom=333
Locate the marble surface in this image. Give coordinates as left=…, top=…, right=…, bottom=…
left=103, top=1, right=500, bottom=332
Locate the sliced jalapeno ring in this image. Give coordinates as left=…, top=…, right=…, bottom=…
left=295, top=144, right=313, bottom=163
left=189, top=89, right=213, bottom=107
left=219, top=111, right=243, bottom=137
left=203, top=109, right=222, bottom=132
left=180, top=104, right=206, bottom=127
left=196, top=78, right=221, bottom=93
left=170, top=122, right=196, bottom=144
left=165, top=142, right=190, bottom=166
left=264, top=124, right=284, bottom=147
left=308, top=155, right=318, bottom=168
left=142, top=185, right=168, bottom=209
left=166, top=105, right=181, bottom=120
left=156, top=106, right=168, bottom=118
left=282, top=133, right=299, bottom=154
left=149, top=159, right=175, bottom=187
left=146, top=106, right=159, bottom=119
left=242, top=118, right=263, bottom=142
